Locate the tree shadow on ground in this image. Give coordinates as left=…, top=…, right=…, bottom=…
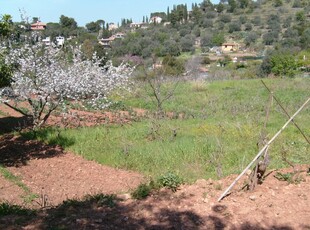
left=0, top=116, right=33, bottom=135
left=0, top=194, right=296, bottom=230
left=0, top=134, right=70, bottom=167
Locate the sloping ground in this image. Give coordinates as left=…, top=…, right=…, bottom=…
left=0, top=103, right=309, bottom=229
left=0, top=135, right=144, bottom=209
left=0, top=166, right=309, bottom=229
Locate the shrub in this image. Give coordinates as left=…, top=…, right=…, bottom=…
left=0, top=203, right=34, bottom=216
left=201, top=56, right=211, bottom=65
left=158, top=172, right=183, bottom=192
left=131, top=183, right=152, bottom=199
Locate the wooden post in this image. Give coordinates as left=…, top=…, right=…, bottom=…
left=218, top=97, right=310, bottom=202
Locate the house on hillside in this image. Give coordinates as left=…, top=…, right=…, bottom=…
left=56, top=36, right=65, bottom=47
left=149, top=16, right=162, bottom=24
left=108, top=23, right=118, bottom=31
left=42, top=37, right=51, bottom=46
left=221, top=42, right=239, bottom=53
left=99, top=33, right=125, bottom=48
left=31, top=21, right=47, bottom=31
left=130, top=22, right=143, bottom=28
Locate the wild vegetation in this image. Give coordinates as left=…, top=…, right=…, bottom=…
left=20, top=78, right=309, bottom=182
left=0, top=0, right=309, bottom=225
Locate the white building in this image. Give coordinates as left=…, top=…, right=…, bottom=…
left=42, top=37, right=51, bottom=46
left=56, top=36, right=65, bottom=47
left=149, top=16, right=162, bottom=24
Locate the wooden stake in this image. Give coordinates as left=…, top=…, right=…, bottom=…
left=218, top=97, right=310, bottom=202
left=261, top=80, right=310, bottom=144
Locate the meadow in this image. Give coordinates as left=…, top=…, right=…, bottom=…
left=26, top=78, right=310, bottom=182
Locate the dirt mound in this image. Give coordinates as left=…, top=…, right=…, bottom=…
left=1, top=165, right=309, bottom=229
left=0, top=135, right=144, bottom=209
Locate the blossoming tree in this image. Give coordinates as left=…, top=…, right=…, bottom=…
left=0, top=44, right=134, bottom=128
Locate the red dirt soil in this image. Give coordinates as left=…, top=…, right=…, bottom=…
left=0, top=103, right=310, bottom=229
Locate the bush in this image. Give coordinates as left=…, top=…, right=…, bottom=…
left=162, top=55, right=185, bottom=76
left=201, top=56, right=211, bottom=65
left=131, top=183, right=152, bottom=199
left=0, top=203, right=34, bottom=216
left=158, top=172, right=183, bottom=192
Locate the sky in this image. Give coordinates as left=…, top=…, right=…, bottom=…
left=0, top=0, right=219, bottom=27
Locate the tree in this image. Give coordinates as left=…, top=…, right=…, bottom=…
left=162, top=40, right=181, bottom=56
left=0, top=55, right=14, bottom=88
left=32, top=17, right=39, bottom=23
left=295, top=11, right=306, bottom=24
left=0, top=44, right=134, bottom=128
left=138, top=57, right=181, bottom=118
left=244, top=23, right=253, bottom=31
left=270, top=51, right=299, bottom=77
left=85, top=21, right=101, bottom=33
left=0, top=14, right=12, bottom=38
left=219, top=14, right=232, bottom=23
left=252, top=15, right=261, bottom=26
left=228, top=21, right=241, bottom=33
left=0, top=14, right=14, bottom=88
left=244, top=32, right=258, bottom=46
left=239, top=0, right=249, bottom=8
left=180, top=35, right=195, bottom=52
left=263, top=31, right=278, bottom=45
left=228, top=0, right=237, bottom=13
left=59, top=15, right=77, bottom=29
left=212, top=33, right=225, bottom=46
left=191, top=4, right=203, bottom=24
left=300, top=28, right=310, bottom=49
left=273, top=0, right=283, bottom=7
left=216, top=3, right=225, bottom=13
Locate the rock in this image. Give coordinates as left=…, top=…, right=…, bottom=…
left=249, top=195, right=256, bottom=201
left=196, top=179, right=207, bottom=187
left=118, top=193, right=131, bottom=200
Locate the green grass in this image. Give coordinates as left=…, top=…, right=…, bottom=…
left=0, top=202, right=34, bottom=216
left=0, top=165, right=39, bottom=203
left=25, top=78, right=310, bottom=183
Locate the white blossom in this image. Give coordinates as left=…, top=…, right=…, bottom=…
left=0, top=44, right=134, bottom=128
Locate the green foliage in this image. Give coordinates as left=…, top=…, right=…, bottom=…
left=0, top=56, right=14, bottom=88
left=201, top=56, right=211, bottom=65
left=158, top=172, right=183, bottom=192
left=0, top=14, right=12, bottom=38
left=59, top=15, right=77, bottom=29
left=219, top=14, right=232, bottom=23
left=0, top=165, right=39, bottom=203
left=26, top=79, right=310, bottom=182
left=270, top=52, right=300, bottom=77
left=273, top=0, right=283, bottom=7
left=228, top=0, right=237, bottom=12
left=85, top=194, right=116, bottom=208
left=274, top=172, right=304, bottom=184
left=212, top=33, right=225, bottom=46
left=162, top=55, right=185, bottom=76
left=131, top=183, right=152, bottom=199
left=244, top=32, right=258, bottom=46
left=0, top=203, right=34, bottom=216
left=228, top=21, right=241, bottom=33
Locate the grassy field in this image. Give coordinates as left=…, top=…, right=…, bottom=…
left=25, top=78, right=310, bottom=182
